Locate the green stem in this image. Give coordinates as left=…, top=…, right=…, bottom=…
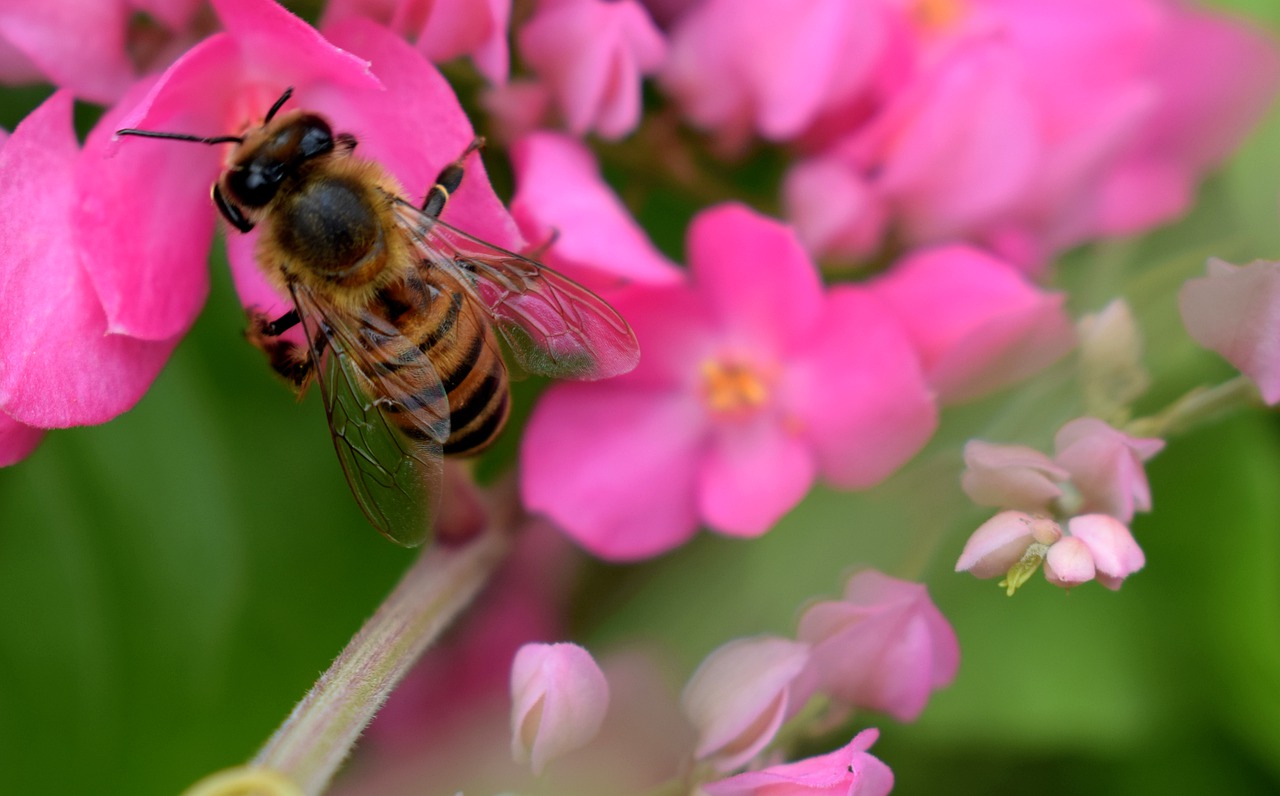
left=1126, top=375, right=1262, bottom=439
left=250, top=522, right=512, bottom=794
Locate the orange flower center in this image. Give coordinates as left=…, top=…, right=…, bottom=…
left=701, top=359, right=770, bottom=415
left=915, top=0, right=966, bottom=30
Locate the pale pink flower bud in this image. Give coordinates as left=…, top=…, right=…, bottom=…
left=702, top=727, right=893, bottom=796
left=1043, top=536, right=1096, bottom=589
left=1066, top=514, right=1145, bottom=590
left=681, top=635, right=812, bottom=772
left=1077, top=299, right=1150, bottom=420
left=510, top=642, right=610, bottom=774
left=796, top=571, right=958, bottom=722
left=961, top=440, right=1068, bottom=512
left=1053, top=418, right=1164, bottom=522
left=1180, top=257, right=1280, bottom=404
left=956, top=511, right=1061, bottom=579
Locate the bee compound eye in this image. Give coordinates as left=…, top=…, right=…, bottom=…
left=228, top=162, right=281, bottom=208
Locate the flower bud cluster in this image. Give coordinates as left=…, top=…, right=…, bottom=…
left=956, top=417, right=1162, bottom=593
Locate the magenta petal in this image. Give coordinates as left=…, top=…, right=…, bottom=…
left=521, top=384, right=706, bottom=561
left=321, top=17, right=522, bottom=250
left=788, top=286, right=936, bottom=489
left=687, top=204, right=824, bottom=354
left=510, top=132, right=681, bottom=290
left=703, top=728, right=892, bottom=796
left=213, top=0, right=378, bottom=90
left=0, top=412, right=43, bottom=466
left=415, top=0, right=511, bottom=84
left=698, top=419, right=815, bottom=536
left=0, top=1, right=132, bottom=103
left=783, top=156, right=887, bottom=261
left=0, top=92, right=177, bottom=427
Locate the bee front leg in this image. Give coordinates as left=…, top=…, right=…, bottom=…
left=421, top=137, right=485, bottom=219
left=245, top=307, right=317, bottom=393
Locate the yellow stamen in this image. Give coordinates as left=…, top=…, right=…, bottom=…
left=916, top=0, right=966, bottom=30
left=701, top=360, right=769, bottom=414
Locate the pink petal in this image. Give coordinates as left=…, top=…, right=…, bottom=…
left=702, top=728, right=893, bottom=796
left=787, top=286, right=937, bottom=489
left=1180, top=258, right=1280, bottom=404
left=609, top=282, right=715, bottom=387
left=956, top=511, right=1060, bottom=579
left=686, top=204, right=824, bottom=357
left=415, top=0, right=511, bottom=84
left=1043, top=536, right=1096, bottom=589
left=0, top=0, right=132, bottom=103
left=961, top=440, right=1067, bottom=511
left=1067, top=514, right=1144, bottom=590
left=681, top=635, right=811, bottom=771
left=782, top=156, right=887, bottom=261
left=870, top=244, right=1074, bottom=402
left=698, top=418, right=815, bottom=536
left=509, top=132, right=682, bottom=291
left=0, top=412, right=43, bottom=466
left=510, top=642, right=610, bottom=775
left=1053, top=417, right=1163, bottom=522
left=0, top=91, right=177, bottom=428
left=520, top=384, right=705, bottom=561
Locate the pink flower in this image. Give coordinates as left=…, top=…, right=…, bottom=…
left=681, top=636, right=812, bottom=772
left=796, top=570, right=958, bottom=722
left=0, top=91, right=176, bottom=461
left=661, top=0, right=903, bottom=145
left=520, top=203, right=937, bottom=560
left=321, top=0, right=512, bottom=84
left=1180, top=257, right=1280, bottom=404
left=517, top=0, right=665, bottom=140
left=1053, top=417, right=1163, bottom=523
left=1059, top=513, right=1145, bottom=590
left=508, top=131, right=682, bottom=292
left=960, top=441, right=1068, bottom=513
left=0, top=0, right=205, bottom=102
left=510, top=642, right=611, bottom=775
left=868, top=244, right=1074, bottom=403
left=91, top=0, right=518, bottom=344
left=955, top=511, right=1062, bottom=580
left=702, top=728, right=893, bottom=796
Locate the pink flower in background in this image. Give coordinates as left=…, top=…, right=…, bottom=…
left=1053, top=417, right=1163, bottom=523
left=510, top=642, right=611, bottom=774
left=1180, top=257, right=1280, bottom=404
left=796, top=570, right=959, bottom=722
left=521, top=203, right=937, bottom=560
left=0, top=92, right=177, bottom=464
left=92, top=0, right=518, bottom=344
left=322, top=0, right=512, bottom=84
left=518, top=0, right=665, bottom=140
left=0, top=0, right=206, bottom=102
left=1056, top=514, right=1145, bottom=590
left=702, top=728, right=894, bottom=796
left=681, top=636, right=812, bottom=772
left=508, top=131, right=682, bottom=292
left=961, top=441, right=1068, bottom=513
left=868, top=244, right=1074, bottom=403
left=662, top=0, right=903, bottom=145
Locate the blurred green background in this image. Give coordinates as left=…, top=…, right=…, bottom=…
left=3, top=1, right=1280, bottom=793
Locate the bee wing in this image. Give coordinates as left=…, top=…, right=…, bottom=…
left=393, top=201, right=640, bottom=381
left=290, top=281, right=449, bottom=548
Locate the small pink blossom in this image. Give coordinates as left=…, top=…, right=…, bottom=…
left=0, top=91, right=176, bottom=445
left=1053, top=417, right=1163, bottom=523
left=868, top=244, right=1074, bottom=403
left=1042, top=535, right=1096, bottom=589
left=510, top=642, right=610, bottom=775
left=508, top=131, right=682, bottom=292
left=681, top=636, right=812, bottom=772
left=322, top=0, right=512, bottom=84
left=1063, top=513, right=1145, bottom=590
left=796, top=570, right=958, bottom=722
left=481, top=78, right=554, bottom=144
left=1180, top=257, right=1280, bottom=404
left=661, top=0, right=901, bottom=145
left=702, top=728, right=894, bottom=796
left=521, top=203, right=937, bottom=560
left=956, top=511, right=1062, bottom=580
left=0, top=0, right=205, bottom=102
left=517, top=0, right=665, bottom=139
left=960, top=440, right=1068, bottom=513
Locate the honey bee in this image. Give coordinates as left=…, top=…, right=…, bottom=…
left=117, top=88, right=640, bottom=547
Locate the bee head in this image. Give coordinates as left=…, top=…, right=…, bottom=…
left=224, top=112, right=335, bottom=208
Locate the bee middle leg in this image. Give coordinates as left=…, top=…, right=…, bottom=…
left=421, top=137, right=486, bottom=219
left=245, top=307, right=318, bottom=393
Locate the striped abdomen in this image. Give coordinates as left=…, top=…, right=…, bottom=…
left=373, top=272, right=510, bottom=456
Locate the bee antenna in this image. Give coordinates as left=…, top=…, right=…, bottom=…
left=264, top=87, right=294, bottom=124
left=115, top=129, right=245, bottom=145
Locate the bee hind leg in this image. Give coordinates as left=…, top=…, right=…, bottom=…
left=421, top=137, right=486, bottom=219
